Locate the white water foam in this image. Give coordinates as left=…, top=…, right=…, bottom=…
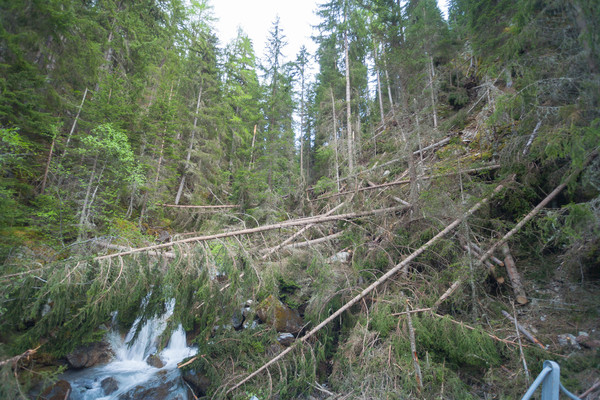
left=63, top=298, right=197, bottom=400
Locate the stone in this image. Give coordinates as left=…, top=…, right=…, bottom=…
left=277, top=333, right=295, bottom=347
left=39, top=380, right=72, bottom=400
left=67, top=341, right=113, bottom=368
left=256, top=295, right=304, bottom=333
left=147, top=353, right=165, bottom=368
left=557, top=334, right=581, bottom=349
left=101, top=377, right=119, bottom=395
left=182, top=369, right=211, bottom=397
left=118, top=369, right=185, bottom=400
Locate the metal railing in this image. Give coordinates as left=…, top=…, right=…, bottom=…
left=522, top=360, right=581, bottom=400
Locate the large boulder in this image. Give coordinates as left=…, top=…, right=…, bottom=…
left=67, top=341, right=113, bottom=368
left=39, top=380, right=72, bottom=400
left=256, top=295, right=304, bottom=333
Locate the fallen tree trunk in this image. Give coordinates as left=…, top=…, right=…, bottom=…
left=95, top=240, right=177, bottom=259
left=279, top=231, right=343, bottom=251
left=502, top=244, right=528, bottom=305
left=316, top=164, right=500, bottom=201
left=501, top=310, right=544, bottom=349
left=226, top=183, right=506, bottom=394
left=479, top=153, right=596, bottom=263
left=261, top=202, right=345, bottom=259
left=95, top=206, right=407, bottom=261
left=159, top=204, right=237, bottom=209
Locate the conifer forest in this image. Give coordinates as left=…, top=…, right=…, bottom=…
left=1, top=0, right=599, bottom=399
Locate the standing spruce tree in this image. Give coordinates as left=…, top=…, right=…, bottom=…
left=259, top=18, right=297, bottom=197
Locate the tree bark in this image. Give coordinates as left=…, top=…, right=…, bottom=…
left=502, top=244, right=528, bottom=305
left=501, top=310, right=544, bottom=349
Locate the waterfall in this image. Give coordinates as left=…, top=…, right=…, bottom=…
left=63, top=298, right=197, bottom=400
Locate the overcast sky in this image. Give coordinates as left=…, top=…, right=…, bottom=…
left=210, top=1, right=450, bottom=65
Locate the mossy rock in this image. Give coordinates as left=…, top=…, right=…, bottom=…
left=256, top=295, right=304, bottom=333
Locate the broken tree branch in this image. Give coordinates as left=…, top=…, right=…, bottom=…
left=0, top=346, right=41, bottom=368
left=261, top=202, right=345, bottom=259
left=96, top=206, right=407, bottom=261
left=279, top=231, right=343, bottom=251
left=502, top=244, right=528, bottom=305
left=226, top=183, right=506, bottom=394
left=406, top=300, right=424, bottom=392
left=480, top=153, right=597, bottom=263
left=501, top=310, right=545, bottom=349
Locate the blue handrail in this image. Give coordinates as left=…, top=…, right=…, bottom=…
left=521, top=361, right=581, bottom=400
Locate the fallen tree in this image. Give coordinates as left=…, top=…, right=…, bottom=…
left=225, top=183, right=506, bottom=394
left=315, top=164, right=501, bottom=201
left=95, top=205, right=407, bottom=261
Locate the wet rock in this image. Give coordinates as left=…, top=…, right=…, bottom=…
left=101, top=377, right=119, bottom=395
left=182, top=369, right=211, bottom=397
left=277, top=333, right=295, bottom=347
left=39, top=380, right=72, bottom=400
left=67, top=341, right=113, bottom=368
left=147, top=353, right=165, bottom=368
left=118, top=369, right=185, bottom=400
left=557, top=334, right=580, bottom=349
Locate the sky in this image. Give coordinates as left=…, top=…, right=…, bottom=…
left=210, top=0, right=451, bottom=65
left=211, top=0, right=321, bottom=64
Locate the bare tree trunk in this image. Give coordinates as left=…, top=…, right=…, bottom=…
left=373, top=41, right=385, bottom=123
left=176, top=84, right=203, bottom=205
left=96, top=205, right=407, bottom=260
left=428, top=53, right=438, bottom=129
left=249, top=124, right=257, bottom=170
left=316, top=165, right=501, bottom=200
left=479, top=153, right=597, bottom=262
left=344, top=8, right=354, bottom=175
left=62, top=88, right=88, bottom=159
left=502, top=244, right=528, bottom=305
left=261, top=201, right=345, bottom=259
left=331, top=87, right=341, bottom=192
left=406, top=301, right=424, bottom=393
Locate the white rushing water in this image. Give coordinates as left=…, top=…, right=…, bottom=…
left=64, top=299, right=197, bottom=400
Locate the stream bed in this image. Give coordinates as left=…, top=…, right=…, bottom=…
left=62, top=299, right=197, bottom=400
